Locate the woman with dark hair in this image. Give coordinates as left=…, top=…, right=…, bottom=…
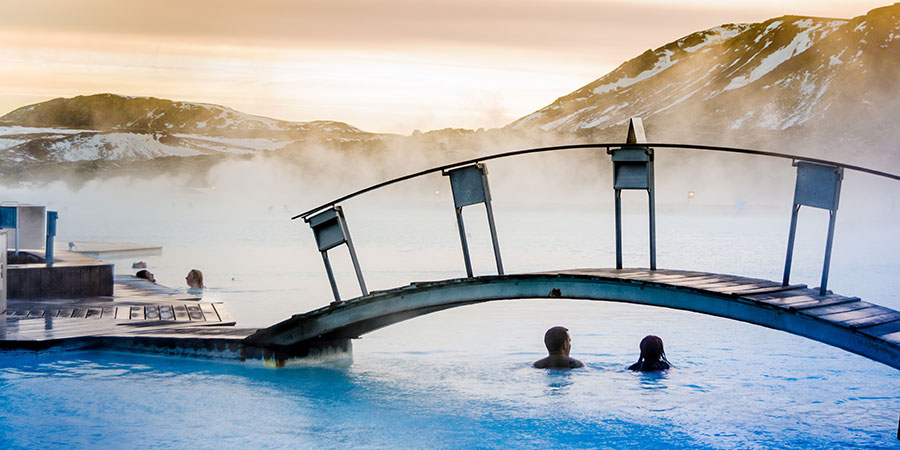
left=628, top=335, right=671, bottom=371
left=135, top=269, right=155, bottom=283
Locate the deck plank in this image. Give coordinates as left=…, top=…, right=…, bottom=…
left=199, top=303, right=219, bottom=322
left=845, top=311, right=900, bottom=329
left=802, top=302, right=875, bottom=317
left=816, top=307, right=893, bottom=324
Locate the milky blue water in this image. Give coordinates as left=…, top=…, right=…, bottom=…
left=2, top=157, right=900, bottom=449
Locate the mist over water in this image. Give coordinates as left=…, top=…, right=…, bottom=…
left=2, top=147, right=900, bottom=448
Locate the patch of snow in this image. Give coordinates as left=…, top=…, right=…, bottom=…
left=0, top=126, right=94, bottom=135
left=580, top=115, right=610, bottom=128
left=172, top=134, right=289, bottom=152
left=829, top=49, right=846, bottom=66
left=510, top=112, right=544, bottom=130
left=723, top=23, right=822, bottom=91
left=731, top=111, right=753, bottom=129
left=539, top=106, right=597, bottom=131
left=854, top=21, right=867, bottom=32
left=47, top=133, right=206, bottom=161
left=756, top=21, right=783, bottom=43
left=794, top=19, right=814, bottom=29
left=683, top=25, right=748, bottom=53
left=592, top=50, right=677, bottom=95
left=0, top=138, right=30, bottom=149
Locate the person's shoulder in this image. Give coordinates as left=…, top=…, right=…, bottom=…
left=533, top=357, right=550, bottom=368
left=569, top=358, right=585, bottom=368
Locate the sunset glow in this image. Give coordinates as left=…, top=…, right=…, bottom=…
left=0, top=0, right=890, bottom=134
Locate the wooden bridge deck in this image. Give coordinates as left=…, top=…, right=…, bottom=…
left=247, top=268, right=900, bottom=368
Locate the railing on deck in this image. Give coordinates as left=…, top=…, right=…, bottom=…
left=293, top=118, right=900, bottom=302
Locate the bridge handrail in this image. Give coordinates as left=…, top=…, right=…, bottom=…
left=293, top=142, right=900, bottom=220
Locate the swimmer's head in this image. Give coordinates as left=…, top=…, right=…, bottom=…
left=136, top=269, right=155, bottom=282
left=544, top=326, right=571, bottom=355
left=639, top=335, right=665, bottom=362
left=186, top=269, right=204, bottom=289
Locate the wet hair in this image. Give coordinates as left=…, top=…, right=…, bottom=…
left=135, top=270, right=153, bottom=281
left=188, top=269, right=204, bottom=288
left=629, top=335, right=671, bottom=371
left=544, top=326, right=570, bottom=353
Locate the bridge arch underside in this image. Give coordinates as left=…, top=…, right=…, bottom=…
left=248, top=272, right=900, bottom=370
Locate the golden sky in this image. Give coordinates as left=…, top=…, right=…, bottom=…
left=0, top=0, right=889, bottom=134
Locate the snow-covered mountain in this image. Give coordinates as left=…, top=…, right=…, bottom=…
left=508, top=4, right=900, bottom=162
left=2, top=4, right=899, bottom=173
left=0, top=94, right=381, bottom=164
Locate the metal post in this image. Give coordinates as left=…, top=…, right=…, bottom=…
left=455, top=208, right=474, bottom=278
left=444, top=163, right=501, bottom=278
left=783, top=204, right=800, bottom=286
left=614, top=190, right=623, bottom=270
left=483, top=197, right=504, bottom=275
left=0, top=231, right=6, bottom=314
left=345, top=230, right=368, bottom=296
left=45, top=211, right=58, bottom=267
left=306, top=205, right=368, bottom=303
left=648, top=154, right=657, bottom=271
left=820, top=210, right=838, bottom=296
left=321, top=251, right=341, bottom=303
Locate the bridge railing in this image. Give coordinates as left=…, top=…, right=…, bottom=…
left=294, top=118, right=900, bottom=302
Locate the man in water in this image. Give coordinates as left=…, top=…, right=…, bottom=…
left=533, top=326, right=584, bottom=369
left=135, top=269, right=155, bottom=283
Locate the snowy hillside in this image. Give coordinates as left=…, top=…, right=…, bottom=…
left=508, top=4, right=900, bottom=159
left=0, top=94, right=381, bottom=163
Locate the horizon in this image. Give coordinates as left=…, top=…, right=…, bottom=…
left=0, top=0, right=892, bottom=135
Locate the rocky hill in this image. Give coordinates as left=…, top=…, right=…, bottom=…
left=507, top=4, right=900, bottom=167
left=0, top=94, right=382, bottom=165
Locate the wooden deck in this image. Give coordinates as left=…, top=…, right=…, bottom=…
left=0, top=275, right=255, bottom=353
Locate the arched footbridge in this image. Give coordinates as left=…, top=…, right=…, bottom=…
left=246, top=118, right=900, bottom=370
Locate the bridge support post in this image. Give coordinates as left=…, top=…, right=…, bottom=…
left=305, top=206, right=368, bottom=303
left=782, top=204, right=800, bottom=286
left=614, top=191, right=623, bottom=269
left=454, top=208, right=474, bottom=277
left=781, top=161, right=843, bottom=296
left=443, top=163, right=504, bottom=277
left=609, top=117, right=656, bottom=270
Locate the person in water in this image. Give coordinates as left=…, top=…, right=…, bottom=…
left=533, top=326, right=584, bottom=369
left=628, top=335, right=671, bottom=371
left=185, top=269, right=205, bottom=290
left=135, top=269, right=155, bottom=283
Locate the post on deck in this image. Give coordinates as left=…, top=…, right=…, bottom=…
left=305, top=206, right=368, bottom=303
left=782, top=161, right=843, bottom=296
left=0, top=230, right=6, bottom=314
left=45, top=211, right=58, bottom=267
left=443, top=163, right=504, bottom=277
left=608, top=117, right=656, bottom=270
left=0, top=205, right=18, bottom=255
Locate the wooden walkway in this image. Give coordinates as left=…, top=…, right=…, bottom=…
left=0, top=275, right=254, bottom=353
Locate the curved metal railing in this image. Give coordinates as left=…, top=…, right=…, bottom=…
left=293, top=142, right=900, bottom=220
left=294, top=121, right=900, bottom=303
